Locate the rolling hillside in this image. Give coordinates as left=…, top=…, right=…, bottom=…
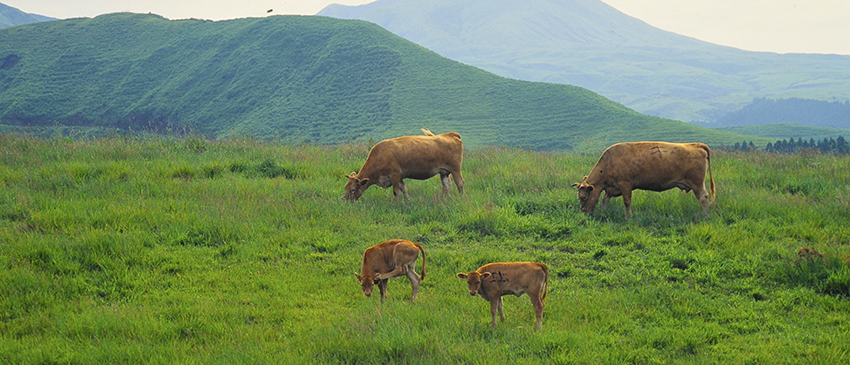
left=0, top=2, right=54, bottom=28
left=0, top=13, right=761, bottom=150
left=318, top=0, right=850, bottom=124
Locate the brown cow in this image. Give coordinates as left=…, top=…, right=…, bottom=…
left=343, top=129, right=464, bottom=201
left=457, top=262, right=548, bottom=329
left=355, top=239, right=426, bottom=303
left=571, top=141, right=716, bottom=219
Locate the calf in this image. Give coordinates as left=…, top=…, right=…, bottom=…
left=457, top=262, right=548, bottom=328
left=355, top=239, right=426, bottom=303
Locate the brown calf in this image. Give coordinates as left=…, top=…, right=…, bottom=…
left=355, top=239, right=426, bottom=303
left=457, top=262, right=548, bottom=329
left=343, top=129, right=464, bottom=201
left=572, top=141, right=715, bottom=219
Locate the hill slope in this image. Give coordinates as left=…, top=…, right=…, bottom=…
left=318, top=0, right=850, bottom=124
left=0, top=13, right=759, bottom=150
left=0, top=2, right=54, bottom=28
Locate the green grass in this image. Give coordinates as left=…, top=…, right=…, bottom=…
left=0, top=13, right=763, bottom=151
left=1, top=134, right=849, bottom=363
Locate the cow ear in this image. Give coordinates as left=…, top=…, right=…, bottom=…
left=586, top=185, right=594, bottom=192
left=347, top=172, right=357, bottom=179
left=457, top=273, right=468, bottom=279
left=359, top=178, right=369, bottom=186
left=355, top=273, right=362, bottom=281
left=570, top=183, right=579, bottom=188
left=481, top=272, right=492, bottom=279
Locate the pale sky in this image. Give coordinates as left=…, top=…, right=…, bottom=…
left=5, top=0, right=850, bottom=55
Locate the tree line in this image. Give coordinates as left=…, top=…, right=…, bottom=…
left=721, top=136, right=849, bottom=155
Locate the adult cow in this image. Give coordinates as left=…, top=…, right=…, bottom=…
left=355, top=239, right=426, bottom=303
left=457, top=262, right=548, bottom=329
left=342, top=129, right=464, bottom=201
left=571, top=141, right=715, bottom=219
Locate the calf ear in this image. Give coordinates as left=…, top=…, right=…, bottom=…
left=481, top=272, right=492, bottom=279
left=457, top=273, right=468, bottom=279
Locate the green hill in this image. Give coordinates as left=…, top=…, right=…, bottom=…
left=0, top=13, right=761, bottom=150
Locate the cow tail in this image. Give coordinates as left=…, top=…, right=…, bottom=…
left=540, top=263, right=549, bottom=302
left=421, top=128, right=435, bottom=136
left=706, top=144, right=716, bottom=205
left=415, top=243, right=426, bottom=281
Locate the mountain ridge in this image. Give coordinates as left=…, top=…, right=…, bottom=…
left=0, top=2, right=55, bottom=28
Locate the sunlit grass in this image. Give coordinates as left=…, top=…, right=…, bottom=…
left=1, top=135, right=848, bottom=363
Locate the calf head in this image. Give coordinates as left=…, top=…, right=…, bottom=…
left=457, top=271, right=492, bottom=296
left=571, top=176, right=601, bottom=214
left=354, top=272, right=380, bottom=298
left=343, top=172, right=369, bottom=201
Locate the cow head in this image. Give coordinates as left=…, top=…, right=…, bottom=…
left=354, top=272, right=381, bottom=298
left=571, top=176, right=601, bottom=214
left=342, top=172, right=369, bottom=201
left=457, top=271, right=491, bottom=296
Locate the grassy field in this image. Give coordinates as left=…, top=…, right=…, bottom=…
left=1, top=134, right=849, bottom=364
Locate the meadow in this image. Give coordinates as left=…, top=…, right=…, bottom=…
left=1, top=134, right=849, bottom=364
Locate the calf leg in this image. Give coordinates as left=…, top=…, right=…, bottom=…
left=378, top=279, right=389, bottom=303
left=498, top=297, right=506, bottom=323
left=489, top=298, right=501, bottom=327
left=405, top=264, right=421, bottom=301
left=531, top=293, right=545, bottom=329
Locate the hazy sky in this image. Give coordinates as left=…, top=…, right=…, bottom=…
left=5, top=0, right=849, bottom=55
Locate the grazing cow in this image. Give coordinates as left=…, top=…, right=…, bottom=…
left=457, top=262, right=548, bottom=329
left=355, top=239, right=426, bottom=303
left=342, top=129, right=464, bottom=201
left=571, top=141, right=716, bottom=219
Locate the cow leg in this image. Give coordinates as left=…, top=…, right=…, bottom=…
left=489, top=298, right=500, bottom=327
left=694, top=184, right=711, bottom=215
left=378, top=279, right=389, bottom=303
left=440, top=173, right=451, bottom=194
left=390, top=176, right=408, bottom=199
left=452, top=172, right=465, bottom=194
left=405, top=263, right=421, bottom=301
left=621, top=187, right=633, bottom=219
left=599, top=192, right=611, bottom=210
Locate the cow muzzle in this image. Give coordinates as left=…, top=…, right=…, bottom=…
left=469, top=291, right=477, bottom=296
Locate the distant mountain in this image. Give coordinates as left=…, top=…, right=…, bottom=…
left=317, top=0, right=850, bottom=124
left=0, top=13, right=759, bottom=150
left=0, top=2, right=55, bottom=28
left=714, top=98, right=850, bottom=129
